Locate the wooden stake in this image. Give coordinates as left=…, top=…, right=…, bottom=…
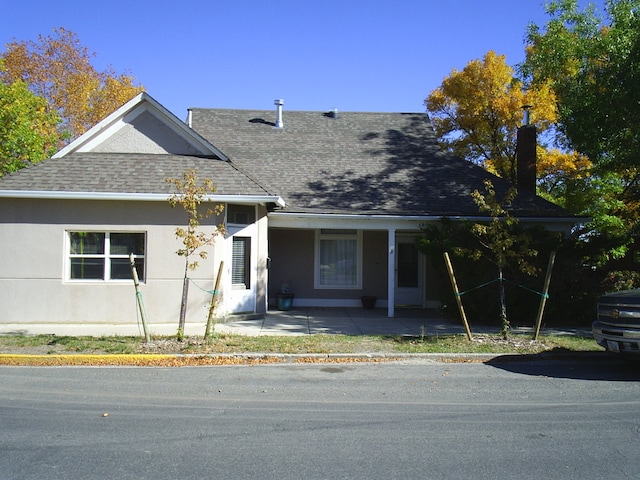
left=129, top=253, right=150, bottom=343
left=444, top=252, right=473, bottom=341
left=178, top=277, right=189, bottom=336
left=205, top=261, right=224, bottom=339
left=533, top=251, right=556, bottom=341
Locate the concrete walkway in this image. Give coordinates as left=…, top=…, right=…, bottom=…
left=217, top=307, right=473, bottom=336
left=216, top=308, right=591, bottom=338
left=0, top=308, right=591, bottom=338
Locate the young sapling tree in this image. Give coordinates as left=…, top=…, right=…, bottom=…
left=463, top=180, right=539, bottom=338
left=166, top=169, right=225, bottom=338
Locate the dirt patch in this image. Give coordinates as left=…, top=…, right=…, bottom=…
left=470, top=335, right=548, bottom=351
left=138, top=338, right=211, bottom=354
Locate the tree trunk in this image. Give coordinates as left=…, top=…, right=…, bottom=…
left=498, top=264, right=509, bottom=339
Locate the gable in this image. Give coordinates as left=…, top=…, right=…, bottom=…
left=90, top=109, right=203, bottom=155
left=53, top=93, right=227, bottom=159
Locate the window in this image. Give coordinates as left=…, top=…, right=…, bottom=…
left=227, top=204, right=256, bottom=225
left=315, top=229, right=362, bottom=289
left=68, top=232, right=146, bottom=281
left=232, top=236, right=251, bottom=289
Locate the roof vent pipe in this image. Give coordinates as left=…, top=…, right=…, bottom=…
left=274, top=99, right=284, bottom=128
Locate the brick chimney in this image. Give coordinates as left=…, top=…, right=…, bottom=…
left=516, top=106, right=537, bottom=192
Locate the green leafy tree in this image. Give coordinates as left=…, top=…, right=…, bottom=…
left=523, top=0, right=640, bottom=238
left=0, top=72, right=61, bottom=175
left=524, top=0, right=640, bottom=174
left=166, top=170, right=225, bottom=338
left=418, top=182, right=542, bottom=336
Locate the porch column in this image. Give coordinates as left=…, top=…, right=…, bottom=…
left=387, top=228, right=396, bottom=318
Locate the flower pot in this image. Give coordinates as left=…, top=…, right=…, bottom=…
left=361, top=295, right=377, bottom=309
left=276, top=293, right=294, bottom=311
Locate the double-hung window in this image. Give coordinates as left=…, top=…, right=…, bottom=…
left=315, top=229, right=362, bottom=289
left=68, top=232, right=146, bottom=281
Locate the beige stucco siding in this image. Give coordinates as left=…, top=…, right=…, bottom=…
left=0, top=198, right=253, bottom=325
left=268, top=229, right=390, bottom=304
left=255, top=207, right=269, bottom=312
left=92, top=110, right=204, bottom=155
left=268, top=229, right=315, bottom=299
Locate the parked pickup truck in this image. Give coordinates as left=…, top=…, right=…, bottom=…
left=593, top=289, right=640, bottom=356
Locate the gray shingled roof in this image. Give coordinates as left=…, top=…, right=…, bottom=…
left=190, top=108, right=568, bottom=217
left=0, top=105, right=570, bottom=218
left=0, top=153, right=271, bottom=196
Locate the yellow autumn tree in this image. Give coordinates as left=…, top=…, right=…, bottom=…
left=425, top=50, right=589, bottom=194
left=0, top=27, right=144, bottom=141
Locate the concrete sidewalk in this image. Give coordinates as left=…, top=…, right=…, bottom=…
left=216, top=308, right=591, bottom=337
left=0, top=307, right=591, bottom=338
left=217, top=307, right=475, bottom=336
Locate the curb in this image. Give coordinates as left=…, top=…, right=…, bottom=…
left=0, top=351, right=604, bottom=366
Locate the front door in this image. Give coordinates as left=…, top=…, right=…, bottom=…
left=227, top=224, right=257, bottom=314
left=394, top=235, right=424, bottom=306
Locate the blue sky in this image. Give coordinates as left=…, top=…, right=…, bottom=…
left=1, top=0, right=604, bottom=120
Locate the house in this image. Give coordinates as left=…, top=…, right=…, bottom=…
left=0, top=93, right=579, bottom=331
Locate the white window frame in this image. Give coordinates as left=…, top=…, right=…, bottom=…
left=314, top=229, right=362, bottom=289
left=66, top=231, right=146, bottom=282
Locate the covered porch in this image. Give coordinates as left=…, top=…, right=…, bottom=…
left=267, top=213, right=443, bottom=318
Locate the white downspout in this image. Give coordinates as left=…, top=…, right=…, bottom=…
left=387, top=228, right=396, bottom=318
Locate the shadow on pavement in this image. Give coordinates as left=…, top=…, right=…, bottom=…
left=485, top=350, right=640, bottom=382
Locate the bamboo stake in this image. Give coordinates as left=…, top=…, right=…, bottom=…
left=533, top=251, right=556, bottom=341
left=129, top=253, right=150, bottom=343
left=444, top=252, right=473, bottom=341
left=205, top=261, right=224, bottom=339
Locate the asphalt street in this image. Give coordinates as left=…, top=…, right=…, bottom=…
left=1, top=356, right=638, bottom=480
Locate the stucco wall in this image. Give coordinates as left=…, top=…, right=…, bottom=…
left=268, top=229, right=315, bottom=299
left=268, top=229, right=389, bottom=305
left=93, top=110, right=203, bottom=155
left=0, top=198, right=255, bottom=325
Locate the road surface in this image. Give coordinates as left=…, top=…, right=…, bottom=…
left=1, top=355, right=638, bottom=479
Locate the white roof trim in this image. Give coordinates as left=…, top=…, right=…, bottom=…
left=267, top=211, right=587, bottom=231
left=52, top=92, right=228, bottom=160
left=0, top=190, right=285, bottom=207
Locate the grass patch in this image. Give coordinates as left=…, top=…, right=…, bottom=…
left=0, top=334, right=139, bottom=354
left=0, top=332, right=599, bottom=356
